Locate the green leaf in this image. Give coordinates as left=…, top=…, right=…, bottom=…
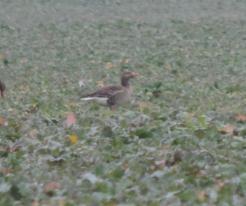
left=133, top=128, right=153, bottom=139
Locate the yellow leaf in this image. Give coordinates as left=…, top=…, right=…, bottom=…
left=96, top=80, right=105, bottom=88
left=69, top=134, right=78, bottom=144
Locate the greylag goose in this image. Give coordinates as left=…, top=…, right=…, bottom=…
left=81, top=71, right=139, bottom=109
left=0, top=80, right=5, bottom=97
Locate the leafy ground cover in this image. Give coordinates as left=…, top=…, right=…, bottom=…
left=0, top=0, right=246, bottom=205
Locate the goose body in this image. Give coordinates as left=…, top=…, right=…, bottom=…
left=81, top=71, right=138, bottom=109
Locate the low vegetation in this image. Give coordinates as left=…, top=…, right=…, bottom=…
left=0, top=0, right=245, bottom=205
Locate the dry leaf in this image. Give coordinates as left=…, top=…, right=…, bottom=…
left=138, top=101, right=151, bottom=112
left=165, top=63, right=172, bottom=70
left=57, top=199, right=66, bottom=206
left=31, top=200, right=39, bottom=206
left=64, top=112, right=76, bottom=128
left=234, top=114, right=246, bottom=122
left=68, top=134, right=79, bottom=144
left=0, top=116, right=5, bottom=126
left=219, top=124, right=237, bottom=135
left=215, top=179, right=225, bottom=189
left=0, top=53, right=6, bottom=60
left=105, top=62, right=114, bottom=69
left=196, top=191, right=207, bottom=202
left=44, top=182, right=61, bottom=196
left=28, top=129, right=38, bottom=139
left=19, top=58, right=28, bottom=64
left=122, top=161, right=129, bottom=171
left=154, top=160, right=165, bottom=168
left=0, top=167, right=13, bottom=175
left=0, top=146, right=8, bottom=153
left=0, top=116, right=8, bottom=127
left=123, top=58, right=129, bottom=64
left=153, top=159, right=165, bottom=170
left=19, top=84, right=30, bottom=93
left=9, top=144, right=22, bottom=153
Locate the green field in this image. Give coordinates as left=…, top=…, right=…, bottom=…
left=0, top=0, right=246, bottom=205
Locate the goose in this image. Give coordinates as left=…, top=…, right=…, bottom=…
left=0, top=80, right=5, bottom=97
left=81, top=71, right=139, bottom=109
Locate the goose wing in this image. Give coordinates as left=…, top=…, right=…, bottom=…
left=82, top=85, right=124, bottom=98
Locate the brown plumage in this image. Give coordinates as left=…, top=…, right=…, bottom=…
left=81, top=71, right=139, bottom=109
left=0, top=80, right=5, bottom=97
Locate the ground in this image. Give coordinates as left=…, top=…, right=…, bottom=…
left=0, top=0, right=246, bottom=205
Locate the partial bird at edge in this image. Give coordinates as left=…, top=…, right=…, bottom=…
left=0, top=80, right=6, bottom=98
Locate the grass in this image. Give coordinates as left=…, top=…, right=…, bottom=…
left=0, top=0, right=246, bottom=205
